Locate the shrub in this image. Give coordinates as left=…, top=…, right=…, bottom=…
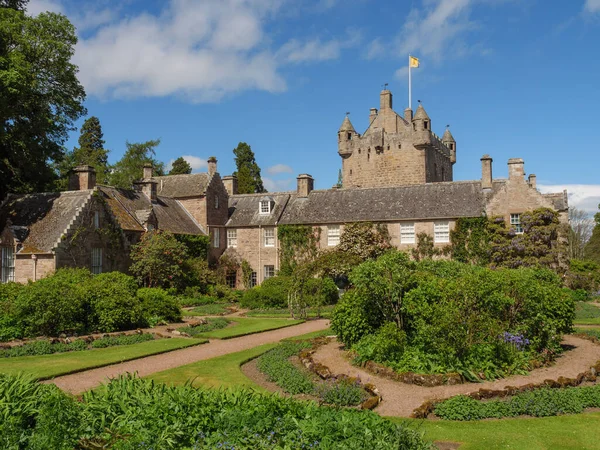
left=315, top=378, right=369, bottom=406
left=331, top=290, right=380, bottom=347
left=353, top=322, right=407, bottom=364
left=90, top=333, right=155, bottom=348
left=0, top=282, right=24, bottom=341
left=182, top=318, right=230, bottom=337
left=136, top=288, right=182, bottom=323
left=241, top=276, right=291, bottom=309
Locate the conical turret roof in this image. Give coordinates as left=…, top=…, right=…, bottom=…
left=413, top=103, right=430, bottom=120
left=338, top=116, right=356, bottom=133
left=442, top=128, right=455, bottom=142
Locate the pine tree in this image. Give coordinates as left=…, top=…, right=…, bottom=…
left=232, top=142, right=266, bottom=194
left=585, top=205, right=600, bottom=264
left=337, top=169, right=343, bottom=188
left=109, top=139, right=165, bottom=189
left=169, top=157, right=192, bottom=175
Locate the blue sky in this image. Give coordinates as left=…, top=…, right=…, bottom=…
left=28, top=0, right=600, bottom=212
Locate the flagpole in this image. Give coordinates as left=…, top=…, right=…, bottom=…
left=408, top=54, right=412, bottom=110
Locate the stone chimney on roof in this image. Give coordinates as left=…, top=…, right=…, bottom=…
left=528, top=173, right=537, bottom=189
left=135, top=163, right=157, bottom=202
left=380, top=89, right=392, bottom=110
left=481, top=154, right=493, bottom=190
left=508, top=158, right=525, bottom=182
left=68, top=165, right=96, bottom=191
left=208, top=156, right=217, bottom=177
left=297, top=174, right=314, bottom=198
left=222, top=175, right=238, bottom=196
left=143, top=163, right=153, bottom=180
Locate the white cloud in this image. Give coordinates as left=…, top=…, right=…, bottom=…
left=365, top=38, right=385, bottom=60
left=27, top=0, right=63, bottom=15
left=263, top=177, right=294, bottom=192
left=539, top=184, right=600, bottom=213
left=584, top=0, right=600, bottom=13
left=166, top=155, right=207, bottom=173
left=267, top=164, right=293, bottom=175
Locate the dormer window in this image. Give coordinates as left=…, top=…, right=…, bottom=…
left=259, top=196, right=274, bottom=215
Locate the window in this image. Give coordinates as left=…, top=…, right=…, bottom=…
left=227, top=229, right=237, bottom=248
left=260, top=200, right=271, bottom=214
left=400, top=223, right=416, bottom=244
left=250, top=272, right=257, bottom=288
left=434, top=221, right=450, bottom=243
left=263, top=227, right=275, bottom=247
left=91, top=248, right=102, bottom=274
left=93, top=211, right=100, bottom=229
left=213, top=228, right=220, bottom=248
left=510, top=214, right=523, bottom=234
left=327, top=225, right=340, bottom=246
left=424, top=120, right=429, bottom=130
left=347, top=132, right=352, bottom=140
left=226, top=270, right=236, bottom=289
left=1, top=247, right=15, bottom=283
left=215, top=195, right=219, bottom=209
left=264, top=265, right=275, bottom=280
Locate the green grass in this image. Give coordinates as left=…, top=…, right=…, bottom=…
left=147, top=343, right=277, bottom=390
left=573, top=302, right=600, bottom=325
left=245, top=305, right=335, bottom=318
left=283, top=327, right=332, bottom=341
left=182, top=303, right=232, bottom=316
left=192, top=317, right=304, bottom=339
left=0, top=338, right=205, bottom=380
left=394, top=414, right=600, bottom=450
left=574, top=317, right=600, bottom=325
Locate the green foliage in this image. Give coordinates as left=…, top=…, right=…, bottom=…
left=136, top=288, right=182, bottom=323
left=435, top=385, right=600, bottom=420
left=330, top=290, right=380, bottom=347
left=353, top=322, right=407, bottom=364
left=175, top=234, right=210, bottom=259
left=584, top=204, right=600, bottom=264
left=177, top=294, right=219, bottom=307
left=575, top=301, right=600, bottom=320
left=182, top=318, right=230, bottom=337
left=450, top=217, right=491, bottom=265
left=411, top=232, right=445, bottom=261
left=89, top=333, right=155, bottom=348
left=257, top=341, right=315, bottom=394
left=288, top=275, right=339, bottom=319
left=168, top=156, right=192, bottom=175
left=181, top=258, right=216, bottom=294
left=0, top=282, right=24, bottom=341
left=566, top=259, right=600, bottom=293
left=338, top=221, right=392, bottom=261
left=108, top=139, right=164, bottom=188
left=130, top=230, right=188, bottom=288
left=187, top=303, right=230, bottom=315
left=301, top=249, right=363, bottom=289
left=0, top=6, right=86, bottom=200
left=315, top=378, right=369, bottom=407
left=232, top=142, right=266, bottom=194
left=241, top=276, right=291, bottom=309
left=278, top=225, right=321, bottom=276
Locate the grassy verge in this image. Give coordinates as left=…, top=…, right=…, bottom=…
left=574, top=317, right=600, bottom=325
left=284, top=327, right=332, bottom=341
left=193, top=317, right=304, bottom=339
left=0, top=338, right=205, bottom=380
left=394, top=413, right=600, bottom=450
left=147, top=343, right=277, bottom=390
left=574, top=302, right=600, bottom=326
left=182, top=303, right=232, bottom=316
left=246, top=305, right=334, bottom=319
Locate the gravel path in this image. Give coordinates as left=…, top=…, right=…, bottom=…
left=48, top=319, right=329, bottom=395
left=311, top=335, right=600, bottom=417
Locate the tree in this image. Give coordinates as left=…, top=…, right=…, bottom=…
left=338, top=222, right=392, bottom=261
left=585, top=204, right=600, bottom=264
left=130, top=231, right=188, bottom=288
left=169, top=157, right=192, bottom=175
left=568, top=207, right=594, bottom=260
left=232, top=142, right=266, bottom=194
left=109, top=140, right=165, bottom=189
left=0, top=3, right=87, bottom=199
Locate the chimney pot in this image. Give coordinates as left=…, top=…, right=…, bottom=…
left=297, top=174, right=314, bottom=197
left=207, top=156, right=217, bottom=177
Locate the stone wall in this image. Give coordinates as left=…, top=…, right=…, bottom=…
left=224, top=227, right=279, bottom=286
left=14, top=254, right=54, bottom=283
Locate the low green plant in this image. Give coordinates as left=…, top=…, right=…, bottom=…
left=575, top=301, right=600, bottom=320
left=181, top=318, right=230, bottom=337
left=90, top=333, right=155, bottom=348
left=177, top=294, right=219, bottom=307
left=256, top=341, right=314, bottom=394
left=188, top=303, right=230, bottom=316
left=315, top=378, right=369, bottom=406
left=136, top=287, right=182, bottom=323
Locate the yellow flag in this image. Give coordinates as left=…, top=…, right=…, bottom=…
left=409, top=55, right=420, bottom=68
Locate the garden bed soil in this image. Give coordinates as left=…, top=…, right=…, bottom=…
left=310, top=335, right=600, bottom=418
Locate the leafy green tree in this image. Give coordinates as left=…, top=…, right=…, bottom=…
left=585, top=206, right=600, bottom=264
left=169, top=157, right=192, bottom=175
left=232, top=142, right=266, bottom=194
left=130, top=231, right=188, bottom=288
left=109, top=140, right=164, bottom=188
left=0, top=2, right=86, bottom=199
left=338, top=222, right=392, bottom=261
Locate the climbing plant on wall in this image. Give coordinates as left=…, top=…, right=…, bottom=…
left=450, top=217, right=491, bottom=266
left=277, top=225, right=321, bottom=276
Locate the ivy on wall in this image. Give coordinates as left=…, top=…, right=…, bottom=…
left=277, top=225, right=321, bottom=276
left=450, top=217, right=491, bottom=266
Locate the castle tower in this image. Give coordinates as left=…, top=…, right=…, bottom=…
left=338, top=115, right=357, bottom=158
left=442, top=127, right=457, bottom=164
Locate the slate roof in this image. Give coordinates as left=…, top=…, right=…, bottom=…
left=0, top=190, right=92, bottom=253
left=98, top=186, right=204, bottom=235
left=226, top=193, right=293, bottom=227
left=153, top=173, right=210, bottom=198
left=277, top=182, right=487, bottom=225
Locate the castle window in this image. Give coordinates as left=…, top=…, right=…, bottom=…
left=264, top=265, right=275, bottom=280
left=213, top=228, right=220, bottom=248
left=215, top=195, right=219, bottom=209
left=250, top=271, right=257, bottom=288
left=413, top=123, right=416, bottom=131
left=398, top=144, right=401, bottom=149
left=400, top=223, right=415, bottom=244
left=450, top=143, right=454, bottom=150
left=424, top=121, right=429, bottom=130
left=434, top=221, right=450, bottom=243
left=347, top=132, right=352, bottom=140
left=510, top=214, right=523, bottom=234
left=387, top=145, right=390, bottom=150
left=93, top=211, right=100, bottom=229
left=91, top=248, right=102, bottom=274
left=263, top=227, right=275, bottom=247
left=358, top=149, right=361, bottom=154
left=259, top=199, right=272, bottom=214
left=367, top=154, right=370, bottom=161
left=350, top=169, right=353, bottom=175
left=227, top=229, right=237, bottom=248
left=1, top=247, right=15, bottom=283
left=327, top=225, right=341, bottom=246
left=226, top=270, right=237, bottom=289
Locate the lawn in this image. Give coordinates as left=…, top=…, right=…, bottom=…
left=147, top=343, right=277, bottom=390
left=393, top=413, right=600, bottom=450
left=574, top=302, right=600, bottom=325
left=182, top=303, right=232, bottom=316
left=191, top=317, right=304, bottom=339
left=0, top=338, right=205, bottom=380
left=245, top=305, right=335, bottom=319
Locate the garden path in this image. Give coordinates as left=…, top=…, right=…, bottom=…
left=47, top=319, right=329, bottom=395
left=311, top=335, right=600, bottom=417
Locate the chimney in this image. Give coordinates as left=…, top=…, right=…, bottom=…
left=68, top=165, right=96, bottom=190
left=222, top=175, right=238, bottom=196
left=507, top=158, right=525, bottom=182
left=480, top=154, right=493, bottom=189
left=528, top=173, right=537, bottom=189
left=369, top=108, right=378, bottom=124
left=134, top=163, right=157, bottom=202
left=380, top=90, right=392, bottom=110
left=404, top=108, right=413, bottom=122
left=143, top=163, right=153, bottom=180
left=297, top=174, right=314, bottom=198
left=208, top=156, right=217, bottom=177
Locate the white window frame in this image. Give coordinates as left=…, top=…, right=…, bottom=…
left=213, top=228, right=220, bottom=248
left=259, top=200, right=271, bottom=215
left=91, top=248, right=103, bottom=275
left=327, top=225, right=341, bottom=246
left=400, top=222, right=416, bottom=244
left=510, top=214, right=523, bottom=234
left=264, top=265, right=275, bottom=280
left=434, top=221, right=450, bottom=243
left=227, top=229, right=237, bottom=248
left=263, top=227, right=275, bottom=247
left=93, top=211, right=100, bottom=229
left=1, top=247, right=15, bottom=283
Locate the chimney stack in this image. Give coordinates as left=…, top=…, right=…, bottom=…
left=143, top=163, right=153, bottom=180
left=369, top=108, right=378, bottom=124
left=480, top=155, right=493, bottom=190
left=507, top=158, right=525, bottom=182
left=208, top=156, right=217, bottom=177
left=404, top=108, right=413, bottom=122
left=68, top=165, right=96, bottom=191
left=380, top=90, right=392, bottom=110
left=134, top=163, right=157, bottom=202
left=222, top=175, right=238, bottom=196
left=297, top=174, right=314, bottom=198
left=528, top=173, right=537, bottom=189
